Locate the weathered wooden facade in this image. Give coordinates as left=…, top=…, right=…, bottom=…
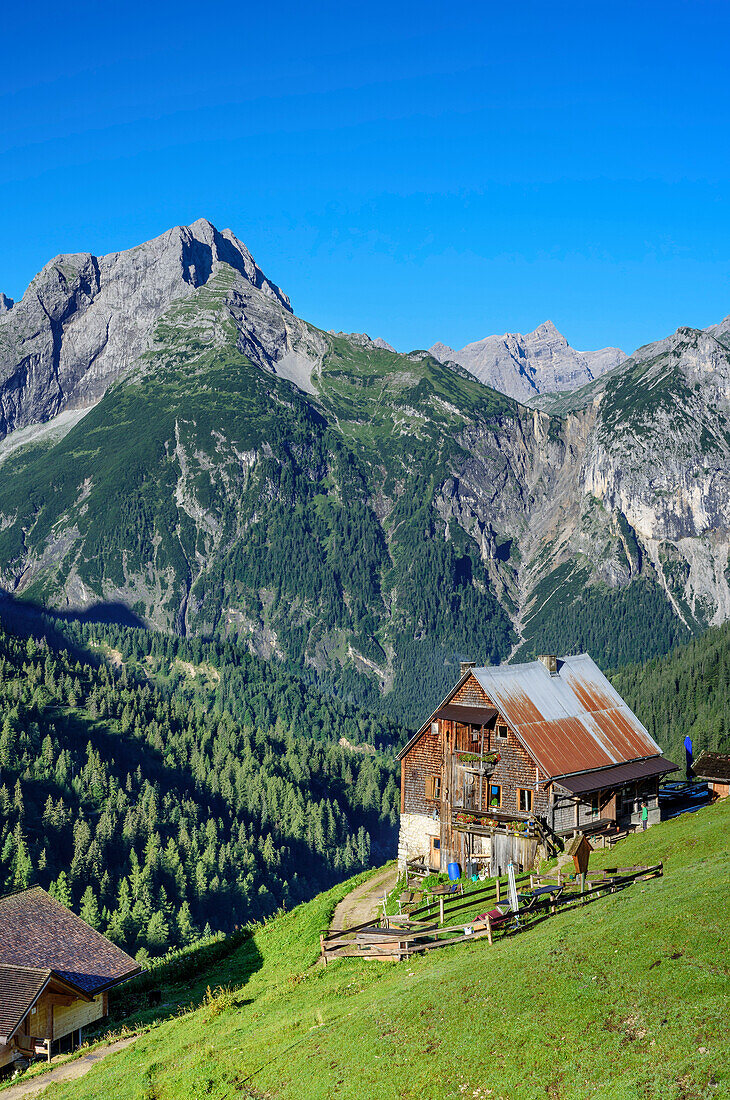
left=397, top=653, right=678, bottom=875
left=0, top=887, right=139, bottom=1069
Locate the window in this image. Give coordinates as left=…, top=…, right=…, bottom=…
left=518, top=788, right=533, bottom=813
left=424, top=775, right=442, bottom=800
left=590, top=793, right=601, bottom=818
left=496, top=725, right=508, bottom=741
left=620, top=785, right=636, bottom=814
left=431, top=721, right=439, bottom=735
left=489, top=784, right=502, bottom=807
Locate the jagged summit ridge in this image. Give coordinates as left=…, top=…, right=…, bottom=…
left=0, top=219, right=290, bottom=439
left=430, top=320, right=626, bottom=401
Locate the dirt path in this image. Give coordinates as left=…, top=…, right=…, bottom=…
left=0, top=1037, right=137, bottom=1099
left=330, top=865, right=398, bottom=931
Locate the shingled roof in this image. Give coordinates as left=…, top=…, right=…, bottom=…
left=0, top=964, right=50, bottom=1044
left=693, top=751, right=730, bottom=783
left=0, top=888, right=139, bottom=996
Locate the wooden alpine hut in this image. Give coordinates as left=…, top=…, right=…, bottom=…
left=397, top=653, right=678, bottom=876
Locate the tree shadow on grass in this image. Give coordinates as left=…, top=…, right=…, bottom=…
left=100, top=931, right=264, bottom=1032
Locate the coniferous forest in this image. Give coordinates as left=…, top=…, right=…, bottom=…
left=612, top=618, right=730, bottom=765
left=0, top=613, right=402, bottom=962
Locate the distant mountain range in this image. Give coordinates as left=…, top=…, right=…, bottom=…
left=1, top=220, right=729, bottom=723
left=429, top=321, right=626, bottom=402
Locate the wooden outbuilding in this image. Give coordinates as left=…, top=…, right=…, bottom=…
left=0, top=887, right=139, bottom=1069
left=397, top=653, right=678, bottom=875
left=564, top=833, right=593, bottom=876
left=692, top=751, right=730, bottom=800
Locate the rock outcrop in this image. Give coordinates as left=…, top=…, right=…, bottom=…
left=430, top=321, right=625, bottom=401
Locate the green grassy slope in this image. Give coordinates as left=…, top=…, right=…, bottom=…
left=50, top=800, right=729, bottom=1100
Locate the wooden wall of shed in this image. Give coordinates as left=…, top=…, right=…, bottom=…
left=0, top=1042, right=14, bottom=1069
left=451, top=677, right=491, bottom=708
left=401, top=672, right=553, bottom=824
left=53, top=994, right=104, bottom=1039
left=402, top=728, right=442, bottom=815
left=27, top=993, right=52, bottom=1039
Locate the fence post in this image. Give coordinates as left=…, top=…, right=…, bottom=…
left=439, top=896, right=444, bottom=925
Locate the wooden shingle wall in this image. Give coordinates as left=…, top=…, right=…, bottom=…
left=453, top=675, right=549, bottom=815
left=403, top=729, right=442, bottom=815
left=53, top=994, right=104, bottom=1039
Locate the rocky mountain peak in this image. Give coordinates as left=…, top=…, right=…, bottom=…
left=0, top=220, right=291, bottom=439
left=530, top=319, right=565, bottom=342
left=429, top=322, right=626, bottom=402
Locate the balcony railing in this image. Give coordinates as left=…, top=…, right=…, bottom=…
left=453, top=750, right=500, bottom=777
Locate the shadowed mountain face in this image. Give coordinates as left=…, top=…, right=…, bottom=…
left=0, top=222, right=728, bottom=723
left=429, top=321, right=626, bottom=402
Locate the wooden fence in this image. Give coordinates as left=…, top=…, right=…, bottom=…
left=319, top=863, right=663, bottom=963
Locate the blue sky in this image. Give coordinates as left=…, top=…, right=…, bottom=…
left=2, top=0, right=730, bottom=354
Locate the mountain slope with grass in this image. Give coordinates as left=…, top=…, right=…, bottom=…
left=33, top=799, right=729, bottom=1100
left=1, top=223, right=729, bottom=722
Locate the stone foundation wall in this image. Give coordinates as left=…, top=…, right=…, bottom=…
left=397, top=811, right=439, bottom=871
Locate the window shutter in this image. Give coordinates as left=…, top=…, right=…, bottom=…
left=424, top=776, right=435, bottom=799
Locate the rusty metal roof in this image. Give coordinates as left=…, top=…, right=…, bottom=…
left=472, top=654, right=668, bottom=779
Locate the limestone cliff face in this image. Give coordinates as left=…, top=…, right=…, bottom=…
left=435, top=324, right=730, bottom=635
left=576, top=328, right=730, bottom=626
left=0, top=219, right=290, bottom=439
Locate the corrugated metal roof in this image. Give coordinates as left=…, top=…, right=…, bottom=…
left=472, top=653, right=666, bottom=779
left=555, top=756, right=678, bottom=795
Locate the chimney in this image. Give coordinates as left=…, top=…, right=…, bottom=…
left=538, top=654, right=558, bottom=675
left=460, top=660, right=476, bottom=678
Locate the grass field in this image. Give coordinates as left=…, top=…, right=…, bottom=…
left=30, top=800, right=730, bottom=1100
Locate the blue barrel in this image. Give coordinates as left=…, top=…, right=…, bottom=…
left=447, top=861, right=460, bottom=881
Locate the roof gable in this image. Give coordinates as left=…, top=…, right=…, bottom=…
left=0, top=888, right=139, bottom=995
left=0, top=964, right=50, bottom=1044
left=472, top=653, right=664, bottom=778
